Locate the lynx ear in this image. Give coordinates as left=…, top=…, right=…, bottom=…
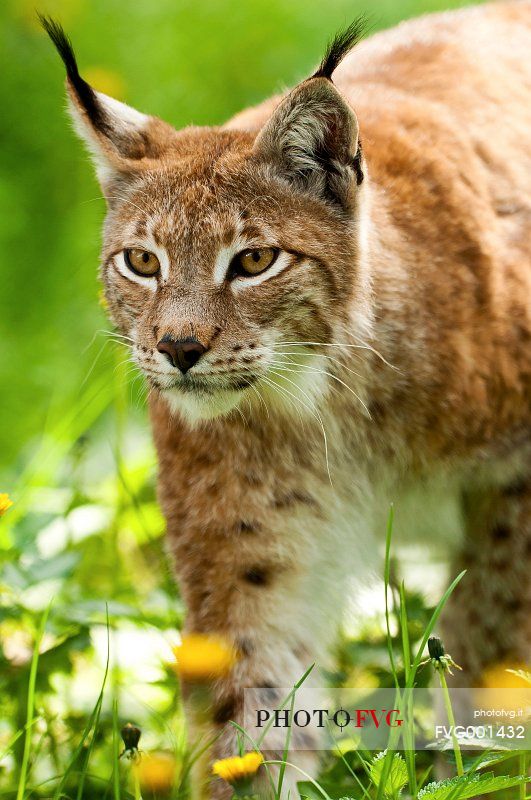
left=40, top=16, right=175, bottom=193
left=253, top=21, right=365, bottom=210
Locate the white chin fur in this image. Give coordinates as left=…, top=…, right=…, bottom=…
left=161, top=353, right=329, bottom=425
left=162, top=387, right=243, bottom=424
left=256, top=358, right=329, bottom=419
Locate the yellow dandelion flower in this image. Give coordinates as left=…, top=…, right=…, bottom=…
left=212, top=752, right=263, bottom=786
left=506, top=668, right=531, bottom=685
left=476, top=661, right=531, bottom=715
left=0, top=494, right=13, bottom=517
left=482, top=662, right=531, bottom=689
left=134, top=752, right=177, bottom=793
left=172, top=633, right=237, bottom=683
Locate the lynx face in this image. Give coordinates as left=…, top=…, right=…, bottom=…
left=101, top=143, right=368, bottom=421
left=44, top=18, right=369, bottom=422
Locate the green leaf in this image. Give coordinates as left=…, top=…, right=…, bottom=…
left=370, top=752, right=408, bottom=799
left=418, top=772, right=528, bottom=800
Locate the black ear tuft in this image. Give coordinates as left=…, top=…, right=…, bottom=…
left=312, top=17, right=368, bottom=81
left=39, top=14, right=109, bottom=134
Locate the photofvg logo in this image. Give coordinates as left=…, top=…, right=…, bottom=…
left=243, top=688, right=531, bottom=751
left=243, top=689, right=407, bottom=751
left=256, top=706, right=403, bottom=731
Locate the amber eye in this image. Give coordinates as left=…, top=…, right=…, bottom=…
left=231, top=247, right=278, bottom=278
left=124, top=248, right=160, bottom=277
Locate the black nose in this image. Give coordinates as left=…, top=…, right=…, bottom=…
left=157, top=335, right=208, bottom=373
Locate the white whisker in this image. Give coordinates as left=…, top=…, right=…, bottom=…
left=272, top=350, right=365, bottom=382
left=259, top=375, right=306, bottom=428
left=269, top=359, right=371, bottom=418
left=277, top=340, right=397, bottom=369
left=246, top=381, right=270, bottom=419
left=266, top=369, right=333, bottom=486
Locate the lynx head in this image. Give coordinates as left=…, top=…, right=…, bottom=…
left=43, top=17, right=371, bottom=424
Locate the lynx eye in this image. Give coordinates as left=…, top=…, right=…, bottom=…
left=124, top=248, right=160, bottom=277
left=231, top=247, right=278, bottom=277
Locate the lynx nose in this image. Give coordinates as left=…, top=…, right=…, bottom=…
left=157, top=335, right=208, bottom=374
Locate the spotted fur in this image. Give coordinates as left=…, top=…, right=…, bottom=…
left=44, top=3, right=531, bottom=797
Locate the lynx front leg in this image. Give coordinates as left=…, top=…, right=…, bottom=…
left=170, top=499, right=359, bottom=800
left=181, top=570, right=344, bottom=798
left=200, top=636, right=325, bottom=800
left=443, top=478, right=531, bottom=685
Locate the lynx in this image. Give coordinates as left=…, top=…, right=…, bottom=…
left=43, top=2, right=531, bottom=797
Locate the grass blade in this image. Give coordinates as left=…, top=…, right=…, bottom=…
left=399, top=583, right=416, bottom=796
left=383, top=506, right=399, bottom=690
left=16, top=602, right=51, bottom=800
left=75, top=612, right=111, bottom=800
left=112, top=698, right=121, bottom=800
left=407, top=571, right=466, bottom=689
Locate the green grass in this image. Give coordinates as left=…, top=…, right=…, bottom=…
left=1, top=406, right=528, bottom=798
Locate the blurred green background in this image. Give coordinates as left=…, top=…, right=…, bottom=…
left=0, top=1, right=497, bottom=798
left=0, top=0, right=485, bottom=477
